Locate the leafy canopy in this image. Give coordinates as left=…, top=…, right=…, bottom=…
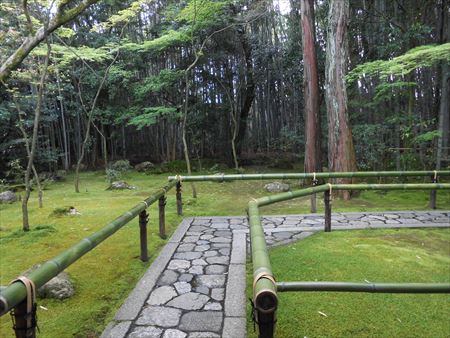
left=346, top=43, right=450, bottom=83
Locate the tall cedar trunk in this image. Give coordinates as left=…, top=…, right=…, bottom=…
left=22, top=41, right=50, bottom=231
left=300, top=0, right=321, bottom=212
left=436, top=1, right=449, bottom=170
left=325, top=0, right=356, bottom=200
left=235, top=28, right=255, bottom=155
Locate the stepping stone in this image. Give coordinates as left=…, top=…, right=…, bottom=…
left=179, top=311, right=223, bottom=332
left=136, top=306, right=181, bottom=327
left=163, top=329, right=187, bottom=338
left=128, top=326, right=162, bottom=338
left=167, top=260, right=190, bottom=270
left=174, top=282, right=191, bottom=294
left=196, top=275, right=226, bottom=288
left=158, top=270, right=179, bottom=286
left=205, top=265, right=227, bottom=275
left=147, top=286, right=177, bottom=305
left=167, top=292, right=209, bottom=310
left=173, top=252, right=202, bottom=260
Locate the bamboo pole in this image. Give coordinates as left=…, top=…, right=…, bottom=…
left=168, top=170, right=450, bottom=182
left=0, top=180, right=177, bottom=316
left=276, top=282, right=450, bottom=293
left=248, top=201, right=278, bottom=338
left=248, top=182, right=450, bottom=337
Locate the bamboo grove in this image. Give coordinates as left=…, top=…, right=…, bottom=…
left=0, top=0, right=449, bottom=176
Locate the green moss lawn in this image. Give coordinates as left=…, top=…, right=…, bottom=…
left=0, top=169, right=449, bottom=337
left=246, top=228, right=450, bottom=338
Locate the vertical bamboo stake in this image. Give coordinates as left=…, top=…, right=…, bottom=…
left=310, top=177, right=318, bottom=213
left=139, top=210, right=149, bottom=262
left=429, top=174, right=437, bottom=209
left=176, top=182, right=183, bottom=215
left=159, top=196, right=167, bottom=239
left=12, top=300, right=36, bottom=338
left=324, top=190, right=331, bottom=232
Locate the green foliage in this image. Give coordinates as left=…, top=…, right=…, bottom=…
left=6, top=159, right=23, bottom=183
left=122, top=29, right=191, bottom=53
left=128, top=106, right=178, bottom=129
left=372, top=82, right=416, bottom=104
left=49, top=43, right=113, bottom=68
left=93, top=0, right=149, bottom=31
left=135, top=69, right=183, bottom=98
left=176, top=0, right=228, bottom=30
left=110, top=160, right=132, bottom=172
left=347, top=43, right=450, bottom=83
left=105, top=168, right=121, bottom=183
left=414, top=130, right=440, bottom=143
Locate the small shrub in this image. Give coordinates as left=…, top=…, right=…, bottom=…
left=106, top=169, right=121, bottom=183
left=111, top=160, right=132, bottom=172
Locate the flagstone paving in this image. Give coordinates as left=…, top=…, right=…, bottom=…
left=102, top=211, right=449, bottom=338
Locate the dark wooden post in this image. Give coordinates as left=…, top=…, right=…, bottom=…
left=12, top=299, right=36, bottom=338
left=176, top=182, right=182, bottom=215
left=429, top=174, right=437, bottom=209
left=310, top=178, right=319, bottom=213
left=324, top=190, right=331, bottom=232
left=139, top=210, right=149, bottom=262
left=159, top=195, right=167, bottom=239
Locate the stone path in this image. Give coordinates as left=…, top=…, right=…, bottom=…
left=101, top=211, right=449, bottom=338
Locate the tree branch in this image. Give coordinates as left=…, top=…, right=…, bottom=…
left=0, top=0, right=101, bottom=83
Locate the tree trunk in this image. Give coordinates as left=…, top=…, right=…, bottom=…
left=300, top=0, right=321, bottom=211
left=22, top=41, right=51, bottom=230
left=182, top=71, right=197, bottom=198
left=325, top=0, right=357, bottom=200
left=235, top=28, right=255, bottom=155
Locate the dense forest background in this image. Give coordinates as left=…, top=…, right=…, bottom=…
left=0, top=0, right=449, bottom=179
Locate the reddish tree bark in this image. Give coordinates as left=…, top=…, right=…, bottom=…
left=325, top=0, right=357, bottom=199
left=300, top=0, right=321, bottom=173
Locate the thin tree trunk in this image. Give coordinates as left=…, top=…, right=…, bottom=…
left=22, top=41, right=51, bottom=230
left=75, top=47, right=121, bottom=192
left=56, top=67, right=69, bottom=170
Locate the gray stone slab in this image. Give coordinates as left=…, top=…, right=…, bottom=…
left=163, top=329, right=187, bottom=338
left=230, top=232, right=246, bottom=264
left=223, top=317, right=246, bottom=338
left=136, top=306, right=182, bottom=327
left=100, top=321, right=131, bottom=338
left=225, top=264, right=246, bottom=317
left=147, top=286, right=177, bottom=305
left=179, top=311, right=223, bottom=332
left=114, top=242, right=179, bottom=321
left=167, top=292, right=210, bottom=310
left=128, top=326, right=163, bottom=338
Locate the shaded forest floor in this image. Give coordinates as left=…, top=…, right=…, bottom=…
left=0, top=169, right=449, bottom=337
left=246, top=228, right=450, bottom=338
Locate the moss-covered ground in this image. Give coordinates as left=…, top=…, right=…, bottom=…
left=0, top=169, right=449, bottom=337
left=246, top=228, right=450, bottom=338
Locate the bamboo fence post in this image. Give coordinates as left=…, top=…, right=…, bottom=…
left=12, top=300, right=36, bottom=338
left=429, top=173, right=438, bottom=209
left=176, top=182, right=182, bottom=215
left=139, top=210, right=149, bottom=262
left=159, top=195, right=167, bottom=239
left=310, top=176, right=319, bottom=213
left=324, top=189, right=331, bottom=232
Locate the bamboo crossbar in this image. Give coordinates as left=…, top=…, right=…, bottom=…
left=0, top=180, right=177, bottom=316
left=276, top=282, right=450, bottom=293
left=247, top=182, right=450, bottom=338
left=168, top=170, right=450, bottom=182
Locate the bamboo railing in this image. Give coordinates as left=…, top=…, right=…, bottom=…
left=0, top=180, right=178, bottom=336
left=247, top=183, right=450, bottom=338
left=1, top=171, right=449, bottom=338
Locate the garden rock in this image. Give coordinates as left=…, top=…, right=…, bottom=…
left=0, top=191, right=17, bottom=204
left=38, top=271, right=75, bottom=299
left=108, top=181, right=135, bottom=190
left=264, top=182, right=290, bottom=193
left=24, top=266, right=74, bottom=299
left=134, top=161, right=155, bottom=172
